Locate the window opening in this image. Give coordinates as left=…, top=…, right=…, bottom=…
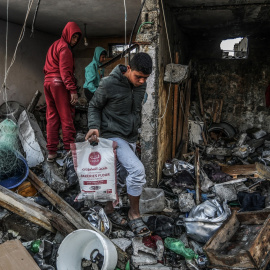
left=220, top=37, right=248, bottom=59
left=109, top=43, right=138, bottom=58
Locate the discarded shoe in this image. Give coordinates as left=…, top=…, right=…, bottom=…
left=128, top=217, right=151, bottom=237
left=47, top=151, right=66, bottom=163
left=107, top=211, right=128, bottom=229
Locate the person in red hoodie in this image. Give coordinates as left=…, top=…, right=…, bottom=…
left=43, top=22, right=82, bottom=162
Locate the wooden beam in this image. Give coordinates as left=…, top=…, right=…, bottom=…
left=195, top=148, right=201, bottom=205
left=221, top=164, right=257, bottom=177
left=27, top=90, right=42, bottom=113
left=176, top=87, right=184, bottom=149
left=172, top=52, right=179, bottom=158
left=198, top=82, right=204, bottom=117
left=28, top=170, right=129, bottom=269
left=197, top=82, right=208, bottom=145
left=0, top=185, right=75, bottom=235
left=180, top=79, right=192, bottom=157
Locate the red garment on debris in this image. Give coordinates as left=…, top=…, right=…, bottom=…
left=43, top=22, right=81, bottom=153
left=265, top=84, right=270, bottom=107
left=142, top=235, right=163, bottom=249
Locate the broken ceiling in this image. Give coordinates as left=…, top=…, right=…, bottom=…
left=165, top=0, right=270, bottom=40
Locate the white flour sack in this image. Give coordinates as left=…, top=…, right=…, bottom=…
left=70, top=138, right=117, bottom=201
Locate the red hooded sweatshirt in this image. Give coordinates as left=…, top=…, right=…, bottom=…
left=44, top=22, right=82, bottom=94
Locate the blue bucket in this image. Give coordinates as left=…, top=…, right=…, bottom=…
left=0, top=154, right=29, bottom=189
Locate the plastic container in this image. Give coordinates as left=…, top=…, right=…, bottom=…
left=56, top=229, right=118, bottom=270
left=139, top=188, right=165, bottom=214
left=164, top=237, right=198, bottom=260
left=0, top=154, right=29, bottom=189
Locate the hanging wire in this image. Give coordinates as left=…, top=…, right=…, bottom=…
left=128, top=0, right=146, bottom=48
left=123, top=0, right=127, bottom=65
left=3, top=0, right=9, bottom=115
left=1, top=0, right=35, bottom=101
left=157, top=0, right=173, bottom=120
left=30, top=0, right=41, bottom=37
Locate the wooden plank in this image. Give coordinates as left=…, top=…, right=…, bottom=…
left=28, top=170, right=129, bottom=269
left=195, top=148, right=201, bottom=205
left=197, top=82, right=208, bottom=145
left=27, top=90, right=42, bottom=113
left=176, top=87, right=184, bottom=148
left=243, top=212, right=270, bottom=269
left=180, top=78, right=191, bottom=157
left=204, top=211, right=239, bottom=251
left=216, top=99, right=223, bottom=123
left=237, top=211, right=270, bottom=225
left=0, top=185, right=75, bottom=235
left=172, top=52, right=179, bottom=158
left=204, top=211, right=270, bottom=270
left=212, top=100, right=219, bottom=123
left=255, top=162, right=270, bottom=180
left=221, top=164, right=257, bottom=176
left=197, top=82, right=204, bottom=117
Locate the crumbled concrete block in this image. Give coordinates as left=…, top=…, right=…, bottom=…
left=178, top=193, right=195, bottom=212
left=133, top=237, right=156, bottom=256
left=111, top=238, right=132, bottom=252
left=139, top=263, right=172, bottom=269
left=164, top=63, right=189, bottom=84
left=200, top=170, right=214, bottom=193
left=132, top=237, right=164, bottom=261
left=214, top=178, right=248, bottom=201
left=132, top=252, right=157, bottom=268
left=265, top=140, right=270, bottom=147
left=111, top=230, right=126, bottom=238
left=54, top=231, right=65, bottom=244
left=251, top=129, right=267, bottom=139
left=188, top=240, right=204, bottom=255
left=179, top=233, right=189, bottom=248
left=3, top=214, right=46, bottom=241
left=206, top=146, right=232, bottom=156
left=232, top=145, right=255, bottom=158
left=125, top=230, right=135, bottom=238
left=262, top=150, right=270, bottom=157
left=237, top=133, right=247, bottom=146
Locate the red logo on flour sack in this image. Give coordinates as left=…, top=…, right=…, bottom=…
left=88, top=152, right=101, bottom=166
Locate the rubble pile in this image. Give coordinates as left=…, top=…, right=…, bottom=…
left=0, top=98, right=270, bottom=270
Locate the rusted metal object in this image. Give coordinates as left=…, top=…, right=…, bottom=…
left=204, top=211, right=270, bottom=270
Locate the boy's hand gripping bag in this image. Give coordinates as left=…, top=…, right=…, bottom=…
left=70, top=138, right=117, bottom=201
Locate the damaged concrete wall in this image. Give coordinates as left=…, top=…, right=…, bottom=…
left=0, top=19, right=56, bottom=107
left=191, top=37, right=270, bottom=132
left=137, top=0, right=189, bottom=184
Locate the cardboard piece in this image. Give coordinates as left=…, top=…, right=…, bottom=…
left=0, top=240, right=39, bottom=270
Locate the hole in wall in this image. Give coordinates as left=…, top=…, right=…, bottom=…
left=220, top=37, right=248, bottom=59
left=145, top=13, right=149, bottom=22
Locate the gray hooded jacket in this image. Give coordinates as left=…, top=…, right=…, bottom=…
left=88, top=64, right=146, bottom=143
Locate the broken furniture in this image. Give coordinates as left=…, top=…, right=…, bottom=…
left=0, top=239, right=40, bottom=270
left=204, top=211, right=270, bottom=269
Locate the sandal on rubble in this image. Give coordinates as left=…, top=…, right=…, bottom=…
left=47, top=152, right=65, bottom=163
left=107, top=211, right=128, bottom=229
left=128, top=217, right=151, bottom=237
